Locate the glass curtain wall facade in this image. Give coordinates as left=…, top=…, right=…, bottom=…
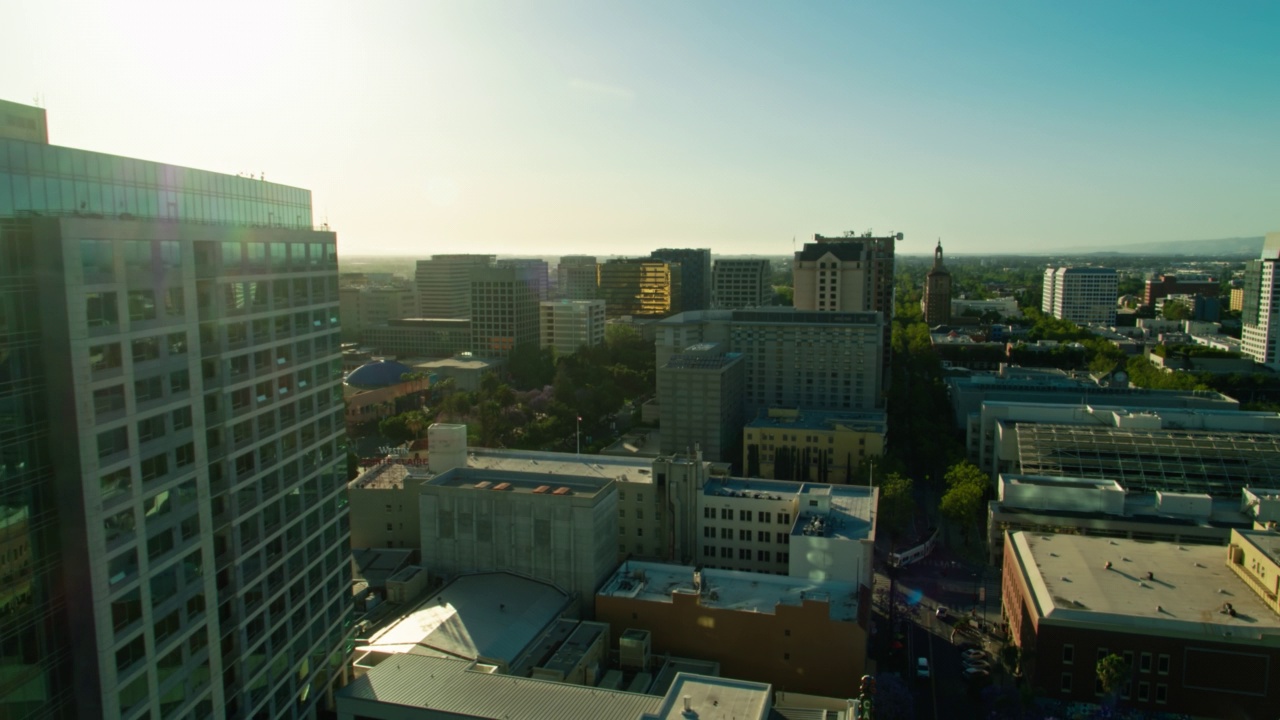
left=0, top=129, right=351, bottom=719
left=0, top=220, right=74, bottom=717
left=0, top=139, right=313, bottom=229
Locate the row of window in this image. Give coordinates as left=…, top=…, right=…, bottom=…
left=1062, top=645, right=1171, bottom=675
left=87, top=288, right=185, bottom=328
left=701, top=546, right=789, bottom=563
left=702, top=507, right=791, bottom=524
left=701, top=527, right=791, bottom=544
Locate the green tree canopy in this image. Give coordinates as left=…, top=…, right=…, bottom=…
left=940, top=460, right=989, bottom=545
left=1096, top=652, right=1130, bottom=697
left=877, top=472, right=916, bottom=545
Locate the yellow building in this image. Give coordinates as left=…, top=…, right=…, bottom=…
left=742, top=408, right=886, bottom=482
left=598, top=258, right=682, bottom=318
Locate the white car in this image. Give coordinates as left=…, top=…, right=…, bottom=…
left=916, top=657, right=930, bottom=678
left=961, top=649, right=986, bottom=662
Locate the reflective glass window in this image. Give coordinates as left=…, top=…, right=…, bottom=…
left=87, top=291, right=119, bottom=327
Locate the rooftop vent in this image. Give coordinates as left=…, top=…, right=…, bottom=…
left=492, top=482, right=512, bottom=491
left=533, top=485, right=551, bottom=494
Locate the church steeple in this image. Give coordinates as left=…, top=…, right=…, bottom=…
left=934, top=240, right=945, bottom=268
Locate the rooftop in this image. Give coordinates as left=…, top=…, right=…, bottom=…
left=645, top=674, right=772, bottom=720
left=702, top=478, right=876, bottom=542
left=598, top=561, right=860, bottom=622
left=358, top=572, right=571, bottom=667
left=746, top=408, right=887, bottom=433
left=1237, top=529, right=1280, bottom=568
left=340, top=654, right=664, bottom=720
left=1008, top=532, right=1280, bottom=641
left=427, top=467, right=611, bottom=499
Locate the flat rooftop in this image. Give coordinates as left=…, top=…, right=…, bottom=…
left=746, top=408, right=888, bottom=433
left=647, top=674, right=771, bottom=720
left=1237, top=529, right=1280, bottom=568
left=425, top=467, right=611, bottom=499
left=1008, top=532, right=1280, bottom=641
left=703, top=479, right=876, bottom=541
left=358, top=572, right=570, bottom=666
left=598, top=561, right=859, bottom=622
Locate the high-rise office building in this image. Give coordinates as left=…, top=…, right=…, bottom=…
left=650, top=248, right=711, bottom=312
left=597, top=259, right=682, bottom=318
left=655, top=309, right=885, bottom=414
left=0, top=100, right=351, bottom=719
left=414, top=254, right=494, bottom=318
left=539, top=299, right=606, bottom=356
left=1242, top=232, right=1280, bottom=369
left=711, top=259, right=772, bottom=309
left=337, top=285, right=417, bottom=342
left=792, top=233, right=900, bottom=381
left=922, top=241, right=952, bottom=326
left=1042, top=266, right=1118, bottom=325
left=657, top=343, right=745, bottom=465
left=495, top=258, right=550, bottom=301
left=470, top=266, right=540, bottom=357
left=555, top=255, right=598, bottom=301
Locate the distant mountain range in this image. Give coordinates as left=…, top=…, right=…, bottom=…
left=1057, top=236, right=1265, bottom=257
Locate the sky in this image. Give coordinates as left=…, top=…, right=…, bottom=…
left=3, top=0, right=1278, bottom=257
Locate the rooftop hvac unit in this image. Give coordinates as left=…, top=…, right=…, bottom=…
left=619, top=628, right=651, bottom=670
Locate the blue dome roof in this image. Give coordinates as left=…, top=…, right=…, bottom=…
left=346, top=359, right=415, bottom=388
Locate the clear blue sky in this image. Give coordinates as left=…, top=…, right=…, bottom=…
left=4, top=0, right=1277, bottom=256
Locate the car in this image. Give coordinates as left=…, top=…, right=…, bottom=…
left=961, top=649, right=987, bottom=662
left=963, top=667, right=991, bottom=680
left=963, top=659, right=992, bottom=671
left=916, top=657, right=931, bottom=678
left=956, top=641, right=981, bottom=652
left=935, top=606, right=949, bottom=619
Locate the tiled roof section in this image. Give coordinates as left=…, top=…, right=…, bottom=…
left=338, top=654, right=665, bottom=719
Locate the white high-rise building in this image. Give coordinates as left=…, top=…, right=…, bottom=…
left=0, top=99, right=351, bottom=719
left=1041, top=266, right=1118, bottom=325
left=539, top=299, right=606, bottom=356
left=1242, top=232, right=1280, bottom=369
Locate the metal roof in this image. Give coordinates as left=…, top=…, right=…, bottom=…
left=338, top=654, right=665, bottom=719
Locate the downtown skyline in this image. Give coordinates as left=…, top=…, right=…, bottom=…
left=3, top=0, right=1277, bottom=257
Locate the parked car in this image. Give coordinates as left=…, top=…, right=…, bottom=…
left=935, top=606, right=949, bottom=619
left=961, top=649, right=986, bottom=662
left=963, top=667, right=991, bottom=681
left=916, top=657, right=931, bottom=678
left=963, top=659, right=992, bottom=671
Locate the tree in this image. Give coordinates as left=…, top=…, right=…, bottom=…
left=877, top=473, right=916, bottom=546
left=1162, top=301, right=1192, bottom=321
left=1096, top=652, right=1130, bottom=700
left=941, top=460, right=988, bottom=545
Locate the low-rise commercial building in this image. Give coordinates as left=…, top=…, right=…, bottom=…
left=711, top=258, right=773, bottom=309
left=360, top=317, right=473, bottom=358
left=1002, top=531, right=1280, bottom=718
left=596, top=561, right=868, bottom=697
left=743, top=408, right=887, bottom=482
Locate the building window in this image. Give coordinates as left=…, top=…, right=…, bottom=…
left=720, top=508, right=731, bottom=520
left=1137, top=682, right=1149, bottom=702
left=1157, top=654, right=1169, bottom=675
left=1062, top=644, right=1074, bottom=665
left=1097, top=647, right=1109, bottom=663
left=1139, top=652, right=1151, bottom=673
left=739, top=510, right=752, bottom=521
left=703, top=545, right=714, bottom=557
left=636, top=528, right=643, bottom=537
left=778, top=513, right=790, bottom=525
left=127, top=290, right=157, bottom=322
left=87, top=292, right=119, bottom=328
left=1061, top=673, right=1072, bottom=694
left=757, top=550, right=770, bottom=562
left=759, top=512, right=771, bottom=523
left=758, top=531, right=770, bottom=543
left=739, top=548, right=750, bottom=560
left=739, top=529, right=750, bottom=541
left=703, top=526, right=714, bottom=538
left=704, top=507, right=714, bottom=518
left=1155, top=684, right=1167, bottom=704
left=635, top=509, right=643, bottom=520
left=720, top=547, right=731, bottom=558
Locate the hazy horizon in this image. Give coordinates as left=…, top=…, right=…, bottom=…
left=4, top=0, right=1276, bottom=257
